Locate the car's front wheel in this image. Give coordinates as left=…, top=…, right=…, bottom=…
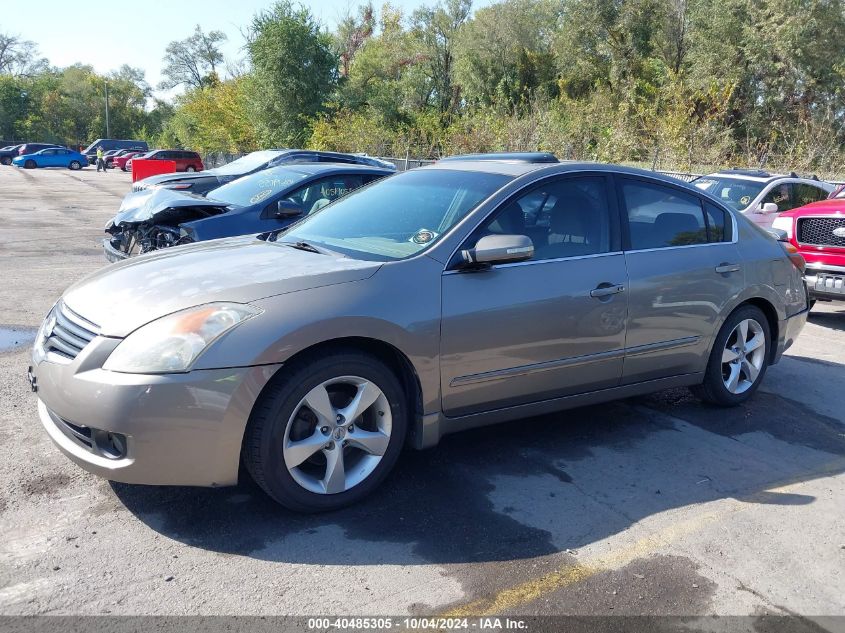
left=0, top=156, right=11, bottom=166
left=243, top=350, right=408, bottom=512
left=693, top=305, right=770, bottom=406
left=69, top=160, right=82, bottom=170
left=24, top=159, right=36, bottom=169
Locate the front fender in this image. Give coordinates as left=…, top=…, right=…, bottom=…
left=192, top=258, right=444, bottom=415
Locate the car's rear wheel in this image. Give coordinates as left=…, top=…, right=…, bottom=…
left=0, top=156, right=11, bottom=166
left=242, top=350, right=408, bottom=512
left=69, top=160, right=82, bottom=170
left=24, top=159, right=36, bottom=169
left=185, top=166, right=196, bottom=172
left=692, top=305, right=770, bottom=406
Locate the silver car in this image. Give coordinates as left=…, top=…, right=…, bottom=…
left=30, top=157, right=810, bottom=511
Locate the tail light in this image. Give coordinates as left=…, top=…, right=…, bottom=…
left=780, top=242, right=806, bottom=273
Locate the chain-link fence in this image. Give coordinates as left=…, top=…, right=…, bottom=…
left=201, top=152, right=845, bottom=186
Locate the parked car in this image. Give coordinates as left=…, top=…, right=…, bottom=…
left=771, top=196, right=845, bottom=305
left=13, top=147, right=88, bottom=170
left=82, top=139, right=148, bottom=165
left=104, top=163, right=391, bottom=261
left=16, top=143, right=63, bottom=157
left=125, top=149, right=204, bottom=173
left=131, top=149, right=397, bottom=195
left=693, top=169, right=835, bottom=229
left=113, top=150, right=145, bottom=172
left=0, top=144, right=24, bottom=165
left=30, top=156, right=809, bottom=511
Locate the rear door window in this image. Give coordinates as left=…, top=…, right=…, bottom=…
left=286, top=175, right=366, bottom=214
left=794, top=183, right=829, bottom=207
left=622, top=180, right=708, bottom=249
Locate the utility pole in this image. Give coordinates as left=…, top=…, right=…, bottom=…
left=104, top=80, right=110, bottom=138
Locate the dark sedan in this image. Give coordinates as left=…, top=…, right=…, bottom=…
left=130, top=149, right=396, bottom=196
left=104, top=163, right=392, bottom=261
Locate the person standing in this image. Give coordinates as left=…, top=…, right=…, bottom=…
left=96, top=146, right=106, bottom=172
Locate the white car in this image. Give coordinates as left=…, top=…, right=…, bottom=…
left=692, top=169, right=835, bottom=229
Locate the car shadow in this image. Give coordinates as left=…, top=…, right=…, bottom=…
left=808, top=307, right=845, bottom=332
left=110, top=387, right=845, bottom=567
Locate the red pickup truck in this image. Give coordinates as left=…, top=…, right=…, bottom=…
left=772, top=186, right=845, bottom=305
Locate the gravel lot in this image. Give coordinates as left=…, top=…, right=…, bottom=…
left=1, top=167, right=844, bottom=624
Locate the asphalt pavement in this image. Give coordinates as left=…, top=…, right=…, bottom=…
left=0, top=166, right=843, bottom=626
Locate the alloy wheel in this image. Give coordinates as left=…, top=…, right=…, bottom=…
left=283, top=375, right=392, bottom=495
left=721, top=318, right=766, bottom=394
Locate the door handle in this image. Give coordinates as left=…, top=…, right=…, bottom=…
left=715, top=263, right=740, bottom=274
left=590, top=283, right=626, bottom=298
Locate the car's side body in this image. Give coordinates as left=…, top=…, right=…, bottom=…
left=772, top=198, right=845, bottom=302
left=13, top=147, right=88, bottom=169
left=0, top=144, right=24, bottom=165
left=34, top=162, right=808, bottom=488
left=113, top=151, right=145, bottom=171
left=127, top=149, right=204, bottom=172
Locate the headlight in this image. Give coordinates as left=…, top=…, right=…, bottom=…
left=103, top=303, right=261, bottom=374
left=771, top=216, right=794, bottom=239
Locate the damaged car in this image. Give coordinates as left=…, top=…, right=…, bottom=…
left=104, top=163, right=392, bottom=261
left=131, top=149, right=397, bottom=196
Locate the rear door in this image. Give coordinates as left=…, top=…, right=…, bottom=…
left=619, top=177, right=743, bottom=383
left=440, top=173, right=628, bottom=416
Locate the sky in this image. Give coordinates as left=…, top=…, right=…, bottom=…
left=5, top=0, right=488, bottom=100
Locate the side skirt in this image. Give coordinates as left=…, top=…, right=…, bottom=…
left=411, top=373, right=703, bottom=449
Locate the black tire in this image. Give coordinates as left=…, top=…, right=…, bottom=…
left=24, top=159, right=36, bottom=169
left=185, top=166, right=196, bottom=172
left=69, top=160, right=81, bottom=170
left=0, top=156, right=11, bottom=166
left=242, top=350, right=408, bottom=512
left=692, top=304, right=771, bottom=406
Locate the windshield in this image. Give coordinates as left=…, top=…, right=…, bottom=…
left=208, top=166, right=309, bottom=207
left=279, top=169, right=512, bottom=261
left=692, top=176, right=765, bottom=210
left=212, top=150, right=283, bottom=176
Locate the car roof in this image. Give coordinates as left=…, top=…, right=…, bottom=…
left=702, top=170, right=831, bottom=186
left=259, top=163, right=393, bottom=177
left=423, top=160, right=709, bottom=190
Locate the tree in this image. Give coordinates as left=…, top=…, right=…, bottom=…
left=0, top=32, right=48, bottom=77
left=247, top=1, right=338, bottom=147
left=335, top=2, right=376, bottom=77
left=160, top=25, right=228, bottom=90
left=410, top=0, right=472, bottom=117
left=455, top=0, right=559, bottom=113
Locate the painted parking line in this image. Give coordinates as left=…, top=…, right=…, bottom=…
left=442, top=457, right=845, bottom=617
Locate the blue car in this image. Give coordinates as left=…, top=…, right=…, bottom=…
left=13, top=147, right=88, bottom=170
left=104, top=163, right=393, bottom=260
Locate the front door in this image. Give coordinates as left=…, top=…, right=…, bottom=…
left=440, top=174, right=629, bottom=417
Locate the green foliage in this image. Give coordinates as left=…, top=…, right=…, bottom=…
left=247, top=1, right=338, bottom=147
left=160, top=25, right=228, bottom=90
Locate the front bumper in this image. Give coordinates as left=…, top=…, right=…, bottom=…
left=103, top=238, right=129, bottom=262
left=805, top=263, right=845, bottom=301
left=32, top=342, right=281, bottom=487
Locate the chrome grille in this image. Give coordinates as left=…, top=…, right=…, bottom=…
left=43, top=302, right=100, bottom=361
left=798, top=217, right=845, bottom=248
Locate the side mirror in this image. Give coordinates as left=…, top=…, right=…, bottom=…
left=758, top=202, right=779, bottom=214
left=768, top=228, right=789, bottom=242
left=461, top=234, right=534, bottom=266
left=275, top=199, right=303, bottom=218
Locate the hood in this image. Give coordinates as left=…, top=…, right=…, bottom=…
left=781, top=199, right=845, bottom=217
left=136, top=169, right=226, bottom=188
left=111, top=188, right=232, bottom=226
left=63, top=236, right=382, bottom=337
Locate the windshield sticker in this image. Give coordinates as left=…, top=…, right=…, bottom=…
left=250, top=189, right=274, bottom=204
left=411, top=229, right=437, bottom=244
left=739, top=195, right=751, bottom=206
